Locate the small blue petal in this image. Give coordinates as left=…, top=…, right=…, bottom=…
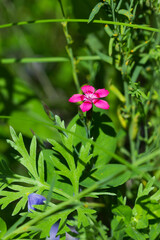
left=48, top=221, right=60, bottom=240
left=28, top=193, right=46, bottom=212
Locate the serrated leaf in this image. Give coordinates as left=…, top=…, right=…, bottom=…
left=67, top=110, right=117, bottom=166
left=49, top=133, right=76, bottom=172
left=132, top=204, right=148, bottom=229
left=0, top=185, right=37, bottom=214
left=77, top=208, right=89, bottom=228
left=112, top=205, right=132, bottom=223
left=137, top=177, right=155, bottom=200
left=77, top=142, right=92, bottom=178
left=12, top=197, right=27, bottom=216
left=36, top=209, right=73, bottom=238
left=50, top=154, right=71, bottom=176
left=88, top=3, right=104, bottom=23
left=7, top=128, right=38, bottom=178
left=9, top=126, right=18, bottom=142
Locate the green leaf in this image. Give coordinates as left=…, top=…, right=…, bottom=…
left=104, top=24, right=113, bottom=37
left=0, top=185, right=37, bottom=215
left=80, top=164, right=131, bottom=188
left=67, top=110, right=117, bottom=166
left=97, top=51, right=113, bottom=65
left=49, top=153, right=71, bottom=177
left=112, top=205, right=132, bottom=223
left=34, top=209, right=73, bottom=238
left=30, top=135, right=37, bottom=165
left=77, top=207, right=95, bottom=228
left=108, top=37, right=115, bottom=56
left=118, top=9, right=133, bottom=20
left=0, top=217, right=7, bottom=237
left=132, top=204, right=148, bottom=229
left=150, top=189, right=160, bottom=201
left=38, top=151, right=45, bottom=182
left=88, top=3, right=104, bottom=23
left=149, top=223, right=160, bottom=240
left=77, top=142, right=92, bottom=178
left=9, top=99, right=59, bottom=140
left=91, top=110, right=117, bottom=167
left=111, top=216, right=125, bottom=240
left=125, top=225, right=147, bottom=240
left=7, top=128, right=38, bottom=178
left=136, top=177, right=155, bottom=200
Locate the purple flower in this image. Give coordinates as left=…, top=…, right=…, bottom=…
left=28, top=193, right=46, bottom=212
left=48, top=221, right=78, bottom=240
left=69, top=85, right=110, bottom=112
left=48, top=221, right=60, bottom=240
left=27, top=193, right=78, bottom=239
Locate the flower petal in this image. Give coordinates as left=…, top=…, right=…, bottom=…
left=92, top=99, right=110, bottom=109
left=94, top=89, right=109, bottom=98
left=80, top=101, right=92, bottom=112
left=49, top=221, right=60, bottom=240
left=28, top=193, right=46, bottom=212
left=81, top=85, right=95, bottom=94
left=69, top=94, right=84, bottom=103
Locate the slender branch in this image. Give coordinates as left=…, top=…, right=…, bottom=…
left=0, top=18, right=159, bottom=33
left=0, top=56, right=101, bottom=64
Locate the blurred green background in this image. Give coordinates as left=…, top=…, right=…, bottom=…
left=0, top=0, right=159, bottom=229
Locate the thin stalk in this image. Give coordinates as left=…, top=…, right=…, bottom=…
left=123, top=80, right=130, bottom=109
left=116, top=0, right=123, bottom=11
left=58, top=0, right=80, bottom=92
left=0, top=19, right=159, bottom=33
left=144, top=118, right=149, bottom=151
left=111, top=0, right=116, bottom=26
left=58, top=0, right=66, bottom=18
left=65, top=42, right=80, bottom=92
left=134, top=149, right=160, bottom=167
left=129, top=102, right=136, bottom=163
left=0, top=56, right=101, bottom=64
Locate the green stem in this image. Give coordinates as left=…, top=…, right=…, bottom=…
left=0, top=56, right=101, bottom=64
left=0, top=19, right=159, bottom=33
left=123, top=79, right=130, bottom=109
left=63, top=22, right=80, bottom=92
left=129, top=102, right=136, bottom=163
left=116, top=0, right=123, bottom=11
left=86, top=108, right=93, bottom=138
left=58, top=0, right=80, bottom=92
left=111, top=0, right=116, bottom=25
left=58, top=0, right=66, bottom=18
left=134, top=149, right=160, bottom=167
left=144, top=118, right=149, bottom=151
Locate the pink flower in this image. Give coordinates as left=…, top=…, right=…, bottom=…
left=69, top=85, right=110, bottom=112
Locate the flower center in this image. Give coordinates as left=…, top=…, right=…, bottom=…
left=84, top=92, right=95, bottom=102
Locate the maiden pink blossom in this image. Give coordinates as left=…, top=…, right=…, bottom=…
left=69, top=85, right=110, bottom=112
